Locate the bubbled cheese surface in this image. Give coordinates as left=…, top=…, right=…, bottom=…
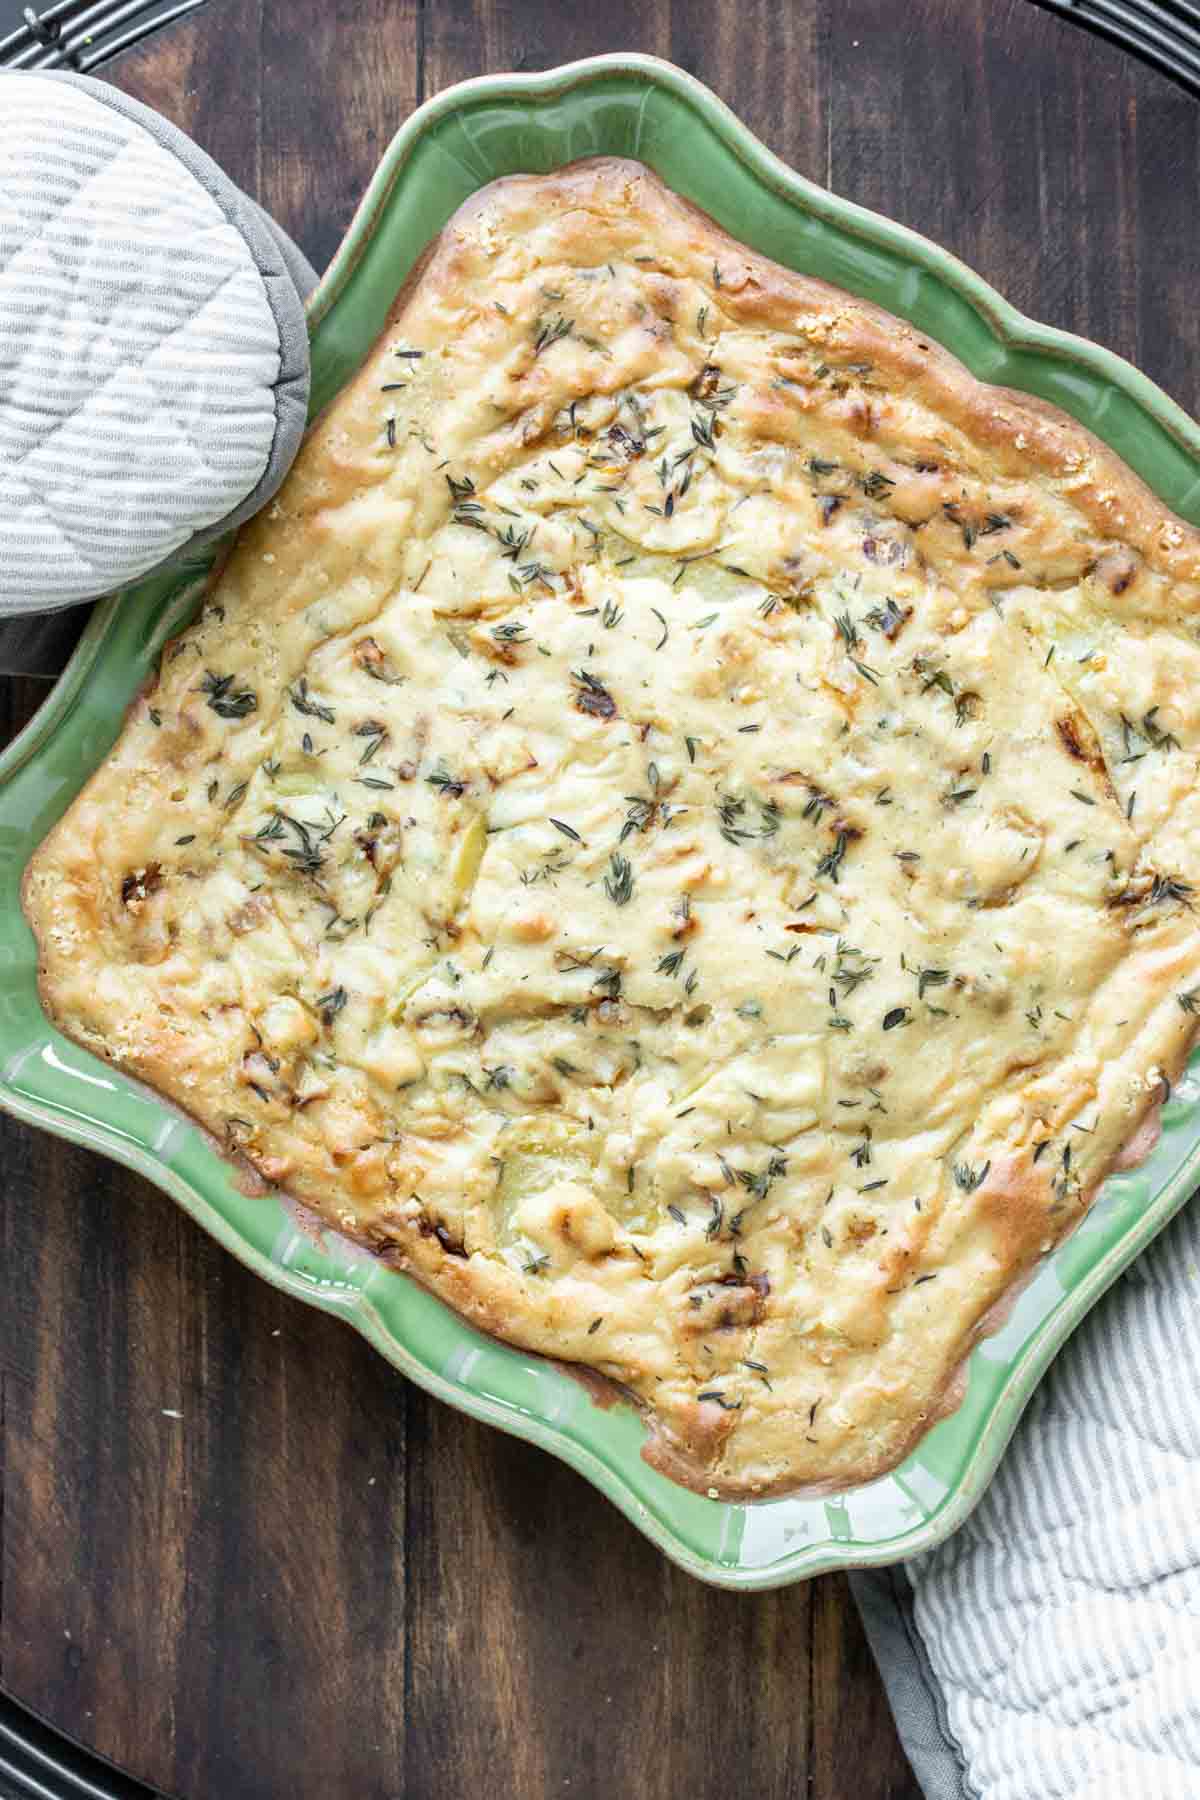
left=24, top=160, right=1200, bottom=1495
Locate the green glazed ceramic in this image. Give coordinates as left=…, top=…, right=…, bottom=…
left=5, top=55, right=1200, bottom=1590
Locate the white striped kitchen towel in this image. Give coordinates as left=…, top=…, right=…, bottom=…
left=853, top=1186, right=1200, bottom=1799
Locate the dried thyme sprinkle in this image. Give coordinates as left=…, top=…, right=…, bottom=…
left=201, top=670, right=257, bottom=720
left=358, top=726, right=387, bottom=764
left=604, top=852, right=634, bottom=906
left=833, top=943, right=876, bottom=994
left=620, top=796, right=655, bottom=842
left=1140, top=706, right=1181, bottom=751
left=816, top=832, right=849, bottom=882
left=1150, top=874, right=1195, bottom=908
left=573, top=668, right=617, bottom=718
left=317, top=986, right=347, bottom=1025
left=866, top=597, right=908, bottom=637
left=427, top=764, right=467, bottom=798
left=534, top=314, right=572, bottom=355
left=494, top=524, right=531, bottom=561
left=718, top=793, right=752, bottom=846
left=834, top=611, right=859, bottom=651
left=919, top=663, right=955, bottom=700
left=953, top=1159, right=991, bottom=1193
left=289, top=677, right=335, bottom=725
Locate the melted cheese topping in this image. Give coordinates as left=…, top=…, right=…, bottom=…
left=25, top=161, right=1200, bottom=1495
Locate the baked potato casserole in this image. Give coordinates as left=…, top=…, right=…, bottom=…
left=24, top=159, right=1200, bottom=1496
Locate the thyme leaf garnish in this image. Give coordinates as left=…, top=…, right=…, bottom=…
left=317, top=986, right=347, bottom=1026
left=953, top=1160, right=991, bottom=1194
left=815, top=832, right=849, bottom=883
left=573, top=668, right=617, bottom=719
left=289, top=678, right=335, bottom=725
left=534, top=314, right=573, bottom=356
left=604, top=853, right=634, bottom=906
left=201, top=671, right=257, bottom=720
left=427, top=763, right=467, bottom=798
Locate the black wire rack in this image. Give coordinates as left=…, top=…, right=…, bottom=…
left=0, top=0, right=208, bottom=73
left=1027, top=0, right=1200, bottom=95
left=0, top=1689, right=160, bottom=1799
left=0, top=1, right=1199, bottom=1796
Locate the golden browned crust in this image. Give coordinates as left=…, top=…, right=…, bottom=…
left=23, top=158, right=1200, bottom=1498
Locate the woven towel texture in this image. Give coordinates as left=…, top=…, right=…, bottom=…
left=0, top=74, right=298, bottom=610
left=855, top=1182, right=1200, bottom=1800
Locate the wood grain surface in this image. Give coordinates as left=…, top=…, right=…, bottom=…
left=3, top=3, right=1199, bottom=1795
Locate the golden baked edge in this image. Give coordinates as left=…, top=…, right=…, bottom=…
left=22, top=157, right=1200, bottom=1500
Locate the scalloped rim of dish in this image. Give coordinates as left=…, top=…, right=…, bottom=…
left=4, top=54, right=1200, bottom=1589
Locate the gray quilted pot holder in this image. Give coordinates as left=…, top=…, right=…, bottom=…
left=0, top=70, right=316, bottom=616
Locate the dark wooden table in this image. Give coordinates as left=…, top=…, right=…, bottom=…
left=3, top=3, right=1198, bottom=1795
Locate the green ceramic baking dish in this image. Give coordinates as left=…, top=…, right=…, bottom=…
left=5, top=53, right=1200, bottom=1590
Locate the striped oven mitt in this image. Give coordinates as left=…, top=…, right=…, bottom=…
left=0, top=71, right=315, bottom=623
left=853, top=1185, right=1200, bottom=1799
